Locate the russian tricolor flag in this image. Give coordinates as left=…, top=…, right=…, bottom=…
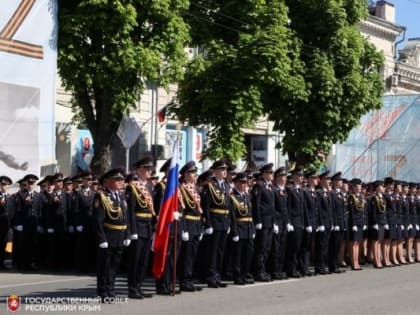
left=152, top=139, right=179, bottom=279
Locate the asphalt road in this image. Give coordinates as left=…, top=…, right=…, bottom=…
left=1, top=263, right=420, bottom=315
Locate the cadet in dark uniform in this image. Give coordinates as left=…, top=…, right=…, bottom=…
left=62, top=177, right=78, bottom=270
left=406, top=182, right=417, bottom=263
left=394, top=181, right=407, bottom=264
left=270, top=167, right=289, bottom=280
left=285, top=166, right=305, bottom=278
left=252, top=163, right=275, bottom=282
left=314, top=171, right=332, bottom=275
left=230, top=172, right=255, bottom=285
left=414, top=183, right=420, bottom=262
left=0, top=176, right=12, bottom=269
left=301, top=170, right=318, bottom=276
left=12, top=174, right=39, bottom=270
left=126, top=156, right=155, bottom=299
left=348, top=178, right=366, bottom=270
left=179, top=161, right=203, bottom=291
left=94, top=169, right=131, bottom=302
left=368, top=180, right=387, bottom=268
left=329, top=172, right=345, bottom=274
left=201, top=159, right=233, bottom=288
left=75, top=171, right=96, bottom=271
left=384, top=177, right=397, bottom=266
left=401, top=181, right=411, bottom=263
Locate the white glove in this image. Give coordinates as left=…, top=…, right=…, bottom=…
left=252, top=233, right=256, bottom=239
left=15, top=225, right=23, bottom=232
left=363, top=225, right=367, bottom=231
left=287, top=223, right=294, bottom=232
left=173, top=211, right=180, bottom=221
left=68, top=225, right=74, bottom=233
left=130, top=234, right=138, bottom=240
left=205, top=227, right=214, bottom=235
left=255, top=223, right=263, bottom=230
left=416, top=225, right=419, bottom=231
left=305, top=226, right=312, bottom=233
left=334, top=225, right=340, bottom=232
left=318, top=225, right=325, bottom=232
left=384, top=224, right=389, bottom=230
left=273, top=224, right=279, bottom=234
left=331, top=226, right=334, bottom=231
left=227, top=227, right=231, bottom=234
left=352, top=226, right=358, bottom=232
left=408, top=224, right=413, bottom=230
left=47, top=228, right=55, bottom=234
left=199, top=233, right=203, bottom=241
left=76, top=225, right=84, bottom=232
left=123, top=239, right=131, bottom=247
left=232, top=235, right=239, bottom=242
left=182, top=231, right=189, bottom=241
left=99, top=242, right=108, bottom=249
left=36, top=225, right=44, bottom=233
left=401, top=225, right=405, bottom=231
left=373, top=224, right=379, bottom=231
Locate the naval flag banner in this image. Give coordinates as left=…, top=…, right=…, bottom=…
left=0, top=0, right=58, bottom=180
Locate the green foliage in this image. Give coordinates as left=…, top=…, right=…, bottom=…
left=177, top=0, right=384, bottom=168
left=58, top=0, right=189, bottom=172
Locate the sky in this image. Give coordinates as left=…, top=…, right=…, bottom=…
left=393, top=0, right=420, bottom=42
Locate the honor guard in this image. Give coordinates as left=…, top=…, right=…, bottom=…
left=12, top=174, right=39, bottom=270
left=93, top=169, right=131, bottom=302
left=329, top=172, right=345, bottom=274
left=230, top=172, right=255, bottom=285
left=285, top=166, right=305, bottom=278
left=300, top=170, right=318, bottom=277
left=348, top=178, right=366, bottom=270
left=178, top=161, right=203, bottom=291
left=270, top=167, right=289, bottom=280
left=314, top=171, right=332, bottom=275
left=201, top=158, right=233, bottom=288
left=0, top=176, right=12, bottom=269
left=384, top=177, right=398, bottom=266
left=127, top=156, right=155, bottom=299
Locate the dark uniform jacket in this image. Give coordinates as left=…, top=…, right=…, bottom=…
left=93, top=189, right=130, bottom=247
left=303, top=188, right=318, bottom=229
left=348, top=193, right=366, bottom=227
left=230, top=188, right=254, bottom=239
left=126, top=182, right=155, bottom=239
left=179, top=182, right=203, bottom=236
left=331, top=189, right=346, bottom=230
left=286, top=184, right=304, bottom=229
left=369, top=193, right=387, bottom=225
left=75, top=187, right=95, bottom=227
left=12, top=190, right=39, bottom=228
left=201, top=178, right=232, bottom=231
left=384, top=191, right=397, bottom=227
left=251, top=180, right=275, bottom=228
left=273, top=185, right=289, bottom=230
left=316, top=189, right=333, bottom=229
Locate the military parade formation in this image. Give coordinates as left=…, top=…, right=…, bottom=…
left=0, top=157, right=420, bottom=303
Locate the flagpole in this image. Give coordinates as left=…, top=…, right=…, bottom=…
left=172, top=122, right=182, bottom=296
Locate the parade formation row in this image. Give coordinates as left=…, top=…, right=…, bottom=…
left=0, top=156, right=419, bottom=302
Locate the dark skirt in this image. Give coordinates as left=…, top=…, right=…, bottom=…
left=350, top=227, right=364, bottom=242
left=370, top=225, right=384, bottom=241
left=407, top=226, right=416, bottom=238
left=393, top=225, right=403, bottom=241
left=416, top=228, right=420, bottom=239
left=385, top=224, right=397, bottom=240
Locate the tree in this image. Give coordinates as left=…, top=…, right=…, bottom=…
left=176, top=0, right=384, bottom=168
left=175, top=0, right=307, bottom=161
left=58, top=0, right=189, bottom=174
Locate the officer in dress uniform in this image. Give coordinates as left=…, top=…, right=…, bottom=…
left=62, top=177, right=78, bottom=270
left=270, top=167, right=289, bottom=280
left=314, top=171, right=332, bottom=275
left=384, top=177, right=398, bottom=266
left=252, top=163, right=276, bottom=282
left=201, top=158, right=233, bottom=288
left=414, top=183, right=420, bottom=262
left=394, top=180, right=407, bottom=264
left=75, top=171, right=96, bottom=271
left=401, top=181, right=411, bottom=263
left=329, top=172, right=345, bottom=274
left=348, top=178, right=366, bottom=270
left=406, top=182, right=417, bottom=263
left=230, top=172, right=255, bottom=285
left=368, top=180, right=387, bottom=269
left=12, top=174, right=39, bottom=270
left=93, top=168, right=131, bottom=302
left=179, top=161, right=203, bottom=291
left=126, top=156, right=155, bottom=299
left=285, top=166, right=305, bottom=278
left=153, top=158, right=184, bottom=295
left=301, top=170, right=318, bottom=277
left=0, top=176, right=12, bottom=269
